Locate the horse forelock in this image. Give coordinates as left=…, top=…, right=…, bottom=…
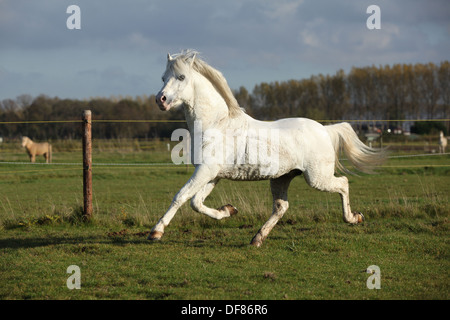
left=171, top=50, right=243, bottom=118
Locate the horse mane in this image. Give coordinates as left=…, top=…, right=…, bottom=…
left=170, top=50, right=243, bottom=118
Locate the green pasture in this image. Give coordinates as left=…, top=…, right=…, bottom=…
left=0, top=140, right=449, bottom=300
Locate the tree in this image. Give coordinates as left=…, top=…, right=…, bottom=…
left=438, top=61, right=450, bottom=131
left=415, top=63, right=440, bottom=119
left=318, top=70, right=349, bottom=120
left=1, top=61, right=449, bottom=139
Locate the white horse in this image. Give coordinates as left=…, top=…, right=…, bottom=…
left=439, top=131, right=447, bottom=154
left=149, top=50, right=385, bottom=247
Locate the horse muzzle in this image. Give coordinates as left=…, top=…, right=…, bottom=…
left=156, top=92, right=171, bottom=111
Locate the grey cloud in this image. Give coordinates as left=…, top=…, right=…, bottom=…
left=0, top=0, right=448, bottom=100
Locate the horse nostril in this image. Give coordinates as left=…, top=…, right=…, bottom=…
left=161, top=95, right=167, bottom=102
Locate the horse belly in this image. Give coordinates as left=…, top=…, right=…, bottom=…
left=32, top=143, right=49, bottom=156
left=218, top=165, right=268, bottom=181
left=218, top=163, right=293, bottom=181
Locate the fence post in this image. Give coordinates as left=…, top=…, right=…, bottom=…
left=82, top=110, right=93, bottom=220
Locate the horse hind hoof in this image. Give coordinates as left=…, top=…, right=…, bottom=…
left=250, top=240, right=262, bottom=248
left=250, top=234, right=263, bottom=248
left=148, top=231, right=163, bottom=241
left=219, top=204, right=238, bottom=216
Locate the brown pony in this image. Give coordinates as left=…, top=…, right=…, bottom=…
left=21, top=136, right=52, bottom=163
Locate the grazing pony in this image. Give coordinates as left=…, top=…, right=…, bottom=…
left=21, top=136, right=52, bottom=163
left=439, top=131, right=447, bottom=154
left=149, top=50, right=385, bottom=247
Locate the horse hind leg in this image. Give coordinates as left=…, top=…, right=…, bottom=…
left=305, top=170, right=363, bottom=224
left=251, top=171, right=298, bottom=247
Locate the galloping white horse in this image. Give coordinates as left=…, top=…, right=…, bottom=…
left=149, top=50, right=385, bottom=247
left=439, top=131, right=447, bottom=154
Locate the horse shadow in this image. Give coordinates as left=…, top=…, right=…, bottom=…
left=0, top=235, right=108, bottom=250
left=0, top=232, right=151, bottom=250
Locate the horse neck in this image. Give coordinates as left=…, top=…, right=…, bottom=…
left=184, top=74, right=232, bottom=132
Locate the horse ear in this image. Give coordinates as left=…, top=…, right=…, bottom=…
left=190, top=53, right=197, bottom=67
left=167, top=53, right=173, bottom=61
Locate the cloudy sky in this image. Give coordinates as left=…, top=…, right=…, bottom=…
left=0, top=0, right=449, bottom=101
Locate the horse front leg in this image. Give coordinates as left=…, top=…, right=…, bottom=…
left=148, top=165, right=218, bottom=241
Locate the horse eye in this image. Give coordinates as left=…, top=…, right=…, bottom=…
left=177, top=75, right=185, bottom=81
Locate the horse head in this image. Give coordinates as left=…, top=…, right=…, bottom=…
left=155, top=50, right=242, bottom=119
left=155, top=51, right=197, bottom=111
left=21, top=136, right=30, bottom=147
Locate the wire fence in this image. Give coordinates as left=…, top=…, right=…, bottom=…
left=0, top=119, right=187, bottom=124
left=1, top=118, right=449, bottom=125
left=1, top=118, right=449, bottom=171
left=1, top=152, right=450, bottom=167
left=1, top=116, right=448, bottom=222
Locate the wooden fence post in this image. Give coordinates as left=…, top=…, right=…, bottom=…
left=82, top=110, right=93, bottom=220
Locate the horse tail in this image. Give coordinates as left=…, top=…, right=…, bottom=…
left=325, top=122, right=386, bottom=174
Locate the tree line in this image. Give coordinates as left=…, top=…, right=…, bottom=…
left=1, top=61, right=448, bottom=140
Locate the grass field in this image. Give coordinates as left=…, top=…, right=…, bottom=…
left=0, top=139, right=449, bottom=300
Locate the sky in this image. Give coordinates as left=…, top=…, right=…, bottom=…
left=0, top=0, right=449, bottom=101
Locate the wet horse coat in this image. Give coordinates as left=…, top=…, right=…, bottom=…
left=149, top=50, right=385, bottom=247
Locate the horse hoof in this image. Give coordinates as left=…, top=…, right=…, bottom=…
left=219, top=204, right=238, bottom=216
left=250, top=239, right=262, bottom=247
left=250, top=234, right=263, bottom=247
left=355, top=212, right=365, bottom=223
left=148, top=231, right=163, bottom=241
